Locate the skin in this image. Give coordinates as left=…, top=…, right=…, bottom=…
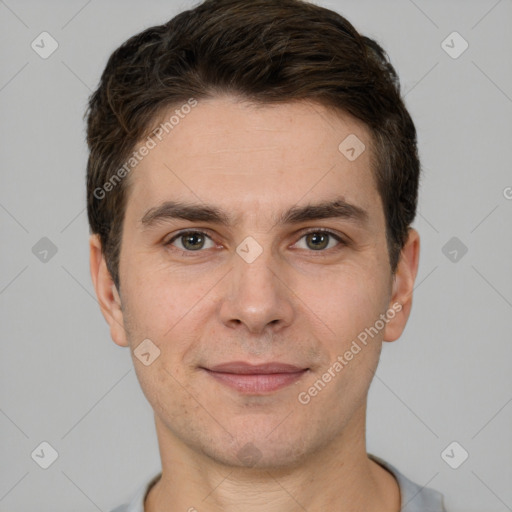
left=90, top=96, right=420, bottom=511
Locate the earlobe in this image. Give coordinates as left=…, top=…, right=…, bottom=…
left=383, top=228, right=420, bottom=342
left=89, top=234, right=129, bottom=347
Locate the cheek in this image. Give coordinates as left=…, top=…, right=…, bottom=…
left=121, top=258, right=191, bottom=335
left=132, top=355, right=192, bottom=427
left=120, top=262, right=220, bottom=374
left=301, top=265, right=390, bottom=343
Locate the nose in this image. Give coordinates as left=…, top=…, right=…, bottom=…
left=218, top=244, right=295, bottom=337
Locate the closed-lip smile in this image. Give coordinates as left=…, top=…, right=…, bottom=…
left=201, top=361, right=309, bottom=393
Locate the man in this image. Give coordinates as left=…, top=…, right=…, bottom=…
left=86, top=0, right=446, bottom=510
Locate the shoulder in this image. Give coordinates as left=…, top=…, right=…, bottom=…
left=369, top=453, right=447, bottom=512
left=108, top=473, right=161, bottom=512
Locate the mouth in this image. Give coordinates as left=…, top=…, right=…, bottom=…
left=201, top=362, right=309, bottom=394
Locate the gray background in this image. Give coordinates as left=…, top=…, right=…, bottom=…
left=1, top=0, right=511, bottom=511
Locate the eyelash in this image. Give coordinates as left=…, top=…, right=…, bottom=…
left=164, top=228, right=347, bottom=256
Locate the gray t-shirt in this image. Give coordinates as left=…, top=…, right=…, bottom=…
left=110, top=454, right=446, bottom=511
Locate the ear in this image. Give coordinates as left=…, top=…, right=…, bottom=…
left=89, top=234, right=129, bottom=347
left=383, top=228, right=420, bottom=342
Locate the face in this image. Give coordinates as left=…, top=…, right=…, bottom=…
left=91, top=96, right=418, bottom=469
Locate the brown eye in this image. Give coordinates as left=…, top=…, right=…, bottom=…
left=166, top=231, right=215, bottom=251
left=295, top=229, right=345, bottom=252
left=305, top=232, right=330, bottom=250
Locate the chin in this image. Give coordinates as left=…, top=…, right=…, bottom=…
left=205, top=441, right=309, bottom=471
left=195, top=420, right=325, bottom=471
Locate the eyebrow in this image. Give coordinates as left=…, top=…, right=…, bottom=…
left=140, top=198, right=369, bottom=230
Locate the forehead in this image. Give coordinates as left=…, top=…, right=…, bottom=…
left=124, top=97, right=382, bottom=226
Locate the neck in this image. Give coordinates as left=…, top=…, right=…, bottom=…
left=145, top=404, right=400, bottom=512
left=144, top=403, right=400, bottom=512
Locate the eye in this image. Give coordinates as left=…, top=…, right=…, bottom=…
left=165, top=230, right=216, bottom=252
left=294, top=229, right=345, bottom=252
left=164, top=228, right=346, bottom=255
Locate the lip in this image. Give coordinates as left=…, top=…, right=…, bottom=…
left=202, top=361, right=309, bottom=393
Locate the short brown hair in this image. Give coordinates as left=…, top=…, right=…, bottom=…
left=86, top=0, right=420, bottom=291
